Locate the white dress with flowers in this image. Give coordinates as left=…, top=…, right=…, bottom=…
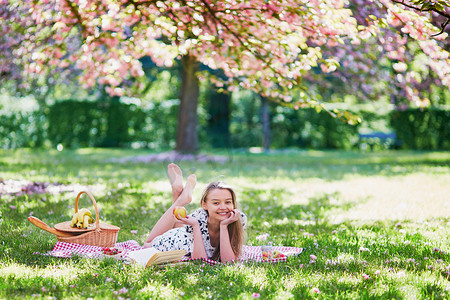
left=149, top=208, right=247, bottom=259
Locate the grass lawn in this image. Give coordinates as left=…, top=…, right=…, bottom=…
left=1, top=148, right=449, bottom=299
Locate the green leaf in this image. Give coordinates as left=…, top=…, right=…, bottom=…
left=420, top=3, right=432, bottom=11
left=434, top=3, right=445, bottom=11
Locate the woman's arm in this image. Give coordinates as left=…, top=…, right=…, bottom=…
left=219, top=224, right=238, bottom=262
left=219, top=210, right=242, bottom=262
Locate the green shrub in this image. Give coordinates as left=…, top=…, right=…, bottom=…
left=2, top=96, right=448, bottom=151
left=270, top=107, right=359, bottom=150
left=229, top=91, right=263, bottom=148
left=390, top=108, right=450, bottom=150
left=0, top=111, right=47, bottom=149
left=47, top=99, right=179, bottom=149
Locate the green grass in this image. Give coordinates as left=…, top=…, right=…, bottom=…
left=1, top=148, right=450, bottom=299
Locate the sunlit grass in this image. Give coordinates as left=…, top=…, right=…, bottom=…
left=0, top=149, right=449, bottom=299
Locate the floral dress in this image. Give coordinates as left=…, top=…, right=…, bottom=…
left=150, top=208, right=247, bottom=259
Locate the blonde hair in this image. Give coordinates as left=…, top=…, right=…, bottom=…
left=200, top=181, right=245, bottom=261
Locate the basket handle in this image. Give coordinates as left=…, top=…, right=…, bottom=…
left=75, top=191, right=100, bottom=228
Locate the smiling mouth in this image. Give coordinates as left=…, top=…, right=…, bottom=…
left=217, top=212, right=229, bottom=215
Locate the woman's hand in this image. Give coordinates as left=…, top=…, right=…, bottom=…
left=220, top=209, right=240, bottom=226
left=176, top=215, right=200, bottom=227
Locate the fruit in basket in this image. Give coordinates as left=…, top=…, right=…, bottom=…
left=83, top=215, right=90, bottom=229
left=70, top=208, right=95, bottom=228
left=173, top=206, right=187, bottom=220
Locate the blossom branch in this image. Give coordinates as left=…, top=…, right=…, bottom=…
left=391, top=0, right=450, bottom=36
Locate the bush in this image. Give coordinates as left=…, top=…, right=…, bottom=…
left=47, top=99, right=179, bottom=149
left=229, top=92, right=263, bottom=148
left=0, top=111, right=47, bottom=149
left=390, top=108, right=450, bottom=150
left=270, top=107, right=359, bottom=150
left=2, top=96, right=448, bottom=151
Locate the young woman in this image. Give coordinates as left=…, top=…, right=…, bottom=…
left=143, top=164, right=246, bottom=262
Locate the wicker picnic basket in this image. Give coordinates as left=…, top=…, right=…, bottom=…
left=55, top=191, right=120, bottom=247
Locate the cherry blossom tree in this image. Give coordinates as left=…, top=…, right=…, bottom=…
left=1, top=0, right=449, bottom=152
left=304, top=0, right=450, bottom=110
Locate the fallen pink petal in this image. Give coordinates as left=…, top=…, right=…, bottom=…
left=252, top=292, right=261, bottom=298
left=397, top=271, right=406, bottom=277
left=255, top=233, right=269, bottom=241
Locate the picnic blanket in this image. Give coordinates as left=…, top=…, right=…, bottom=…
left=43, top=240, right=303, bottom=265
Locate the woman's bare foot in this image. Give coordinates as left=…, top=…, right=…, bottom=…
left=168, top=163, right=183, bottom=203
left=173, top=174, right=196, bottom=207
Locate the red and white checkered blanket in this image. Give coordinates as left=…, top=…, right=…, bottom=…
left=43, top=240, right=303, bottom=265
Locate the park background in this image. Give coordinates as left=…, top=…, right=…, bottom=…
left=1, top=0, right=450, bottom=299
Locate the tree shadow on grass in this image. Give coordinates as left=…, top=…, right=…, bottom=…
left=241, top=188, right=363, bottom=234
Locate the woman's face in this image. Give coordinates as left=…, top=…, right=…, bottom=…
left=201, top=188, right=235, bottom=223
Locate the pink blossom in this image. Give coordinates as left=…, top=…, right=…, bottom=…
left=119, top=287, right=128, bottom=294
left=310, top=255, right=317, bottom=260
left=312, top=287, right=320, bottom=294
left=252, top=292, right=261, bottom=298
left=10, top=205, right=16, bottom=210
left=362, top=273, right=369, bottom=280
left=406, top=258, right=416, bottom=264
left=130, top=230, right=138, bottom=234
left=374, top=270, right=381, bottom=276
left=70, top=285, right=75, bottom=288
left=41, top=287, right=46, bottom=292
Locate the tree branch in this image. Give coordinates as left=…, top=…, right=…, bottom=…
left=391, top=0, right=450, bottom=36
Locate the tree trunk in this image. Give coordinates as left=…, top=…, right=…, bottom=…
left=261, top=96, right=270, bottom=152
left=176, top=55, right=200, bottom=153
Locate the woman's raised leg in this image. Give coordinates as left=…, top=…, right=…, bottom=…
left=167, top=163, right=183, bottom=203
left=168, top=163, right=185, bottom=228
left=144, top=174, right=196, bottom=247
